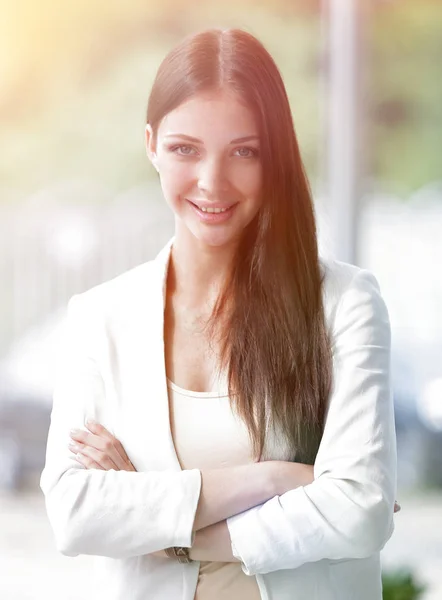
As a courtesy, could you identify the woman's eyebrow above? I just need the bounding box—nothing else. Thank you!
[164,133,259,144]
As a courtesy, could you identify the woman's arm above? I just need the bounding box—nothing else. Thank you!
[42,294,204,559]
[73,421,399,563]
[190,481,400,564]
[71,421,316,560]
[194,462,277,531]
[190,461,316,562]
[225,269,398,575]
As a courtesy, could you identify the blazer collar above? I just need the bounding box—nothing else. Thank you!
[154,235,175,310]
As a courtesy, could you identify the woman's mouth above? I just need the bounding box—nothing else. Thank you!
[186,199,238,223]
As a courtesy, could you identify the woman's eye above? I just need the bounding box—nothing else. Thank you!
[235,147,258,158]
[172,145,197,156]
[169,144,258,158]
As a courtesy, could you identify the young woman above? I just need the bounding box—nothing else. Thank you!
[41,28,399,600]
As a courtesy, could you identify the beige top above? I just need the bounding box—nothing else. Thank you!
[167,376,262,600]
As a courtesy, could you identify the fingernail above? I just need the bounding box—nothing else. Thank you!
[70,428,80,436]
[68,442,79,451]
[86,419,96,427]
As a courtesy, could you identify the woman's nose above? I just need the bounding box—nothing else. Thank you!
[197,158,229,197]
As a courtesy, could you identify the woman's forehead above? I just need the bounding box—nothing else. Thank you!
[158,90,259,141]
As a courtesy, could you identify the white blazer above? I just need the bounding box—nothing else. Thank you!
[40,236,397,600]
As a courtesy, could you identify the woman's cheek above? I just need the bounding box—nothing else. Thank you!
[163,160,194,191]
[160,169,195,213]
[159,160,184,187]
[232,163,262,198]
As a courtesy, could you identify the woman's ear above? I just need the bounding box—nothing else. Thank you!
[145,123,159,172]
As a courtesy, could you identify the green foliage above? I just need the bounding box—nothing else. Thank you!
[382,568,427,600]
[371,0,442,192]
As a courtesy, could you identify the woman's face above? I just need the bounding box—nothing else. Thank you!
[145,89,263,249]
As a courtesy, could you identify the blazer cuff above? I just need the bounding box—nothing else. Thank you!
[227,502,269,576]
[177,468,202,548]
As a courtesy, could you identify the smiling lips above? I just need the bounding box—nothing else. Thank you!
[187,199,237,213]
[186,199,238,222]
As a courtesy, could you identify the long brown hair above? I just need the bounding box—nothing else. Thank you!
[147,28,333,464]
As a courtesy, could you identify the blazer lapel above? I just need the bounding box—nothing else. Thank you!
[114,236,182,473]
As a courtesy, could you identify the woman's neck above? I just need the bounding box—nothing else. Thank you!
[168,235,236,311]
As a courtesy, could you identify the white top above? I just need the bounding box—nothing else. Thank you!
[167,376,255,471]
[167,377,262,599]
[40,236,397,600]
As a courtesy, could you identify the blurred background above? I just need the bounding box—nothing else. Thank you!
[0,0,441,598]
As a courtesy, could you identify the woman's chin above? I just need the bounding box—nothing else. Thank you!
[186,225,242,249]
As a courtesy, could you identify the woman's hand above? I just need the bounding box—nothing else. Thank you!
[270,461,401,513]
[69,420,136,471]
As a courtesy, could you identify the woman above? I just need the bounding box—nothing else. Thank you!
[41,28,399,600]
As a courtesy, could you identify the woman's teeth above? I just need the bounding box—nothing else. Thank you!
[198,205,230,213]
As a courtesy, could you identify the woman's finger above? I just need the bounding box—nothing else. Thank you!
[74,443,119,471]
[69,439,119,471]
[85,420,114,441]
[73,452,104,470]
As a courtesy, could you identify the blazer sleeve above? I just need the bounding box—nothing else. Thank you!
[226,269,397,575]
[40,294,202,559]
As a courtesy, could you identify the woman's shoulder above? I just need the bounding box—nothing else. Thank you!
[320,255,361,298]
[319,256,386,326]
[73,237,173,314]
[67,258,159,318]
